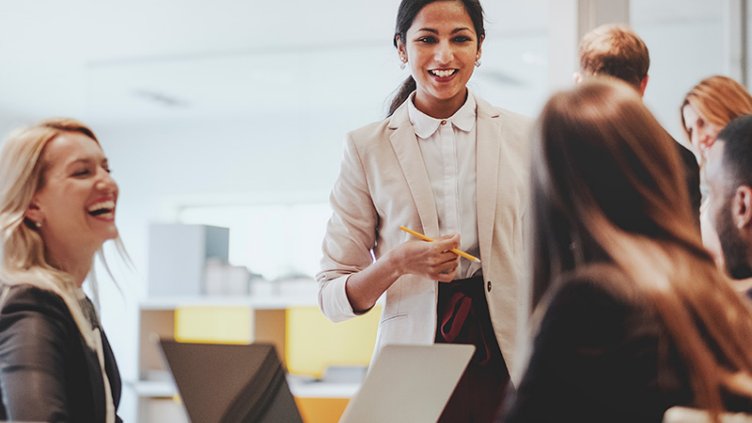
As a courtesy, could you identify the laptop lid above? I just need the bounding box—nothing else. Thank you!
[158,339,303,423]
[339,343,474,423]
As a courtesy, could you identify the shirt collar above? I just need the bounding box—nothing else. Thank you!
[407,91,477,139]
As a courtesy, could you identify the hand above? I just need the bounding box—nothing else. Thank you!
[393,234,461,282]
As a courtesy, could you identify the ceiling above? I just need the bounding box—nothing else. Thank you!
[0,0,720,125]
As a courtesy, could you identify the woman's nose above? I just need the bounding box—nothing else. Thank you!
[435,42,453,63]
[96,171,118,193]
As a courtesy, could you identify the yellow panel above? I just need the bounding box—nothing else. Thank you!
[294,397,349,423]
[174,306,253,344]
[285,306,381,377]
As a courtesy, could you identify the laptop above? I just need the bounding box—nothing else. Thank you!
[158,340,303,423]
[340,343,474,423]
[158,340,473,423]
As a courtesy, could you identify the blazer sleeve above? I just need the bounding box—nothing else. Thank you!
[502,271,668,423]
[0,288,74,422]
[316,133,380,322]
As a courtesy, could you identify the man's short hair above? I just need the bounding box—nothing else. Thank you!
[579,24,650,89]
[716,115,752,187]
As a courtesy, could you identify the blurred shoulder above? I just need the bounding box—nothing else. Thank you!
[0,284,71,320]
[550,264,642,310]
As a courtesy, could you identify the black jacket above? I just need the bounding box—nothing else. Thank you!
[0,284,121,422]
[503,265,752,423]
[675,140,702,229]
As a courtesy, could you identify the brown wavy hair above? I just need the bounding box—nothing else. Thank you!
[531,78,752,419]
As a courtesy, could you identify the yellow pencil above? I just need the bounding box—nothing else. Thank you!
[399,226,481,263]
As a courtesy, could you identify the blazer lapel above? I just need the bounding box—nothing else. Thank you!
[388,104,440,237]
[475,98,501,260]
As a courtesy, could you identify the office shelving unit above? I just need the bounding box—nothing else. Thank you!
[132,291,361,422]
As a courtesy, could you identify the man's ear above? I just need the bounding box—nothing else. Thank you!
[732,185,752,229]
[638,75,649,97]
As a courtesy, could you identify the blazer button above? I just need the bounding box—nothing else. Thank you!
[487,281,492,292]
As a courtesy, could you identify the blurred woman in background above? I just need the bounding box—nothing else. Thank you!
[681,75,752,271]
[681,75,752,165]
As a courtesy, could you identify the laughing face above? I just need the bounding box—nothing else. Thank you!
[27,132,119,258]
[397,0,482,119]
[682,103,720,163]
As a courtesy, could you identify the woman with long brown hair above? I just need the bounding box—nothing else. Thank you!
[503,78,752,422]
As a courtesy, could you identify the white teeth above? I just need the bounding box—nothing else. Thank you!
[88,200,115,212]
[430,69,455,78]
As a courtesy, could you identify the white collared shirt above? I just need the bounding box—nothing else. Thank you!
[407,91,481,278]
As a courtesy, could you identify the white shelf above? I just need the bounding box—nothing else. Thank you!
[139,295,317,310]
[129,380,177,397]
[130,377,359,399]
[288,379,360,398]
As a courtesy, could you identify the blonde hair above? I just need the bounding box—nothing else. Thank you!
[681,75,752,142]
[579,24,649,89]
[0,118,107,349]
[532,78,752,420]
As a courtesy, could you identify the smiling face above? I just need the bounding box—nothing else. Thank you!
[682,103,721,162]
[26,132,119,260]
[397,0,482,118]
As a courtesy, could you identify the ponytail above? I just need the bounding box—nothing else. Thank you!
[387,76,417,117]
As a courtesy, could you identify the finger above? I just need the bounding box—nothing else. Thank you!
[435,272,455,283]
[435,251,459,264]
[435,234,460,251]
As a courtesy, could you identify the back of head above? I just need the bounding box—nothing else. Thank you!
[0,118,98,281]
[532,78,752,415]
[715,114,752,189]
[533,77,691,279]
[579,24,649,90]
[682,75,752,132]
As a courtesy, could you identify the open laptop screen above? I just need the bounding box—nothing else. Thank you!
[158,340,303,423]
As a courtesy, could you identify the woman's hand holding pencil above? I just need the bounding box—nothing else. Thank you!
[399,226,481,263]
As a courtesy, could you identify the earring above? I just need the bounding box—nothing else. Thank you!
[475,60,481,68]
[34,221,42,228]
[399,56,407,70]
[400,61,406,70]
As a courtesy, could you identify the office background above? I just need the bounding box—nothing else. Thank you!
[0,0,744,421]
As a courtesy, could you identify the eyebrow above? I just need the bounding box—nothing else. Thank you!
[415,27,473,34]
[66,157,108,168]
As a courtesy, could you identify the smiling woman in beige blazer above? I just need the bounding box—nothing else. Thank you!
[317,0,531,420]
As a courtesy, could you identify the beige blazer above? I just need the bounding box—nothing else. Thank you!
[317,95,532,378]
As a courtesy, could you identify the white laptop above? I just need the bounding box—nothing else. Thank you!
[340,343,475,423]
